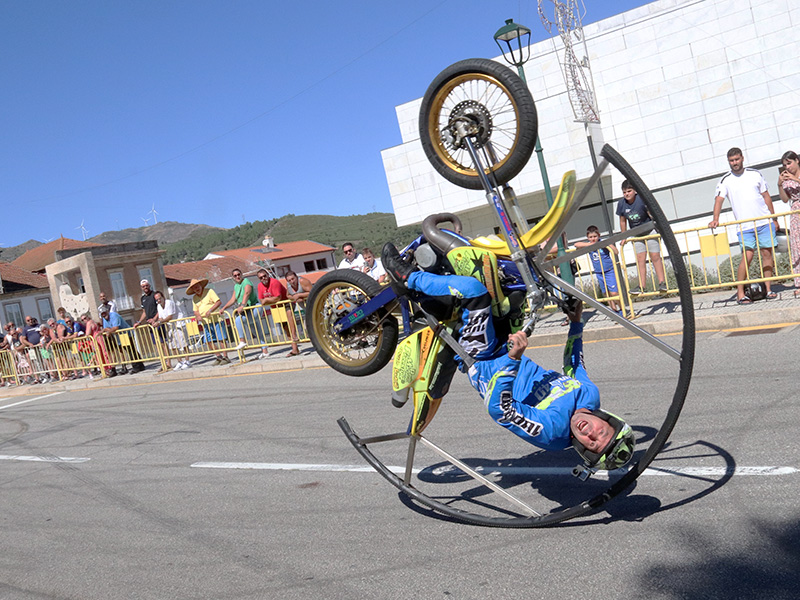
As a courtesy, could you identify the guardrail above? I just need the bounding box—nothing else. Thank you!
[0,301,309,386]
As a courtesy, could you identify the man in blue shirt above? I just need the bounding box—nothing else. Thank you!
[100,308,145,375]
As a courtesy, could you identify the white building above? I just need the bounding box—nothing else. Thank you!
[382,0,798,241]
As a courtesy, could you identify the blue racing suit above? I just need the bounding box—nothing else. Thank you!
[466,321,600,450]
[407,271,500,360]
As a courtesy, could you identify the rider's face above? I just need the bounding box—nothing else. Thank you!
[570,410,614,454]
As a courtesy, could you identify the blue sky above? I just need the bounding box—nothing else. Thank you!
[1,0,650,249]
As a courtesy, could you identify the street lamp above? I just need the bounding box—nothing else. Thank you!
[494,18,573,284]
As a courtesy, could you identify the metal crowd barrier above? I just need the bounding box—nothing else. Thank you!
[230,301,309,353]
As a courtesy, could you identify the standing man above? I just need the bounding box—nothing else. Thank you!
[135,279,158,327]
[98,291,116,316]
[709,147,779,304]
[100,307,145,374]
[616,180,667,295]
[220,268,259,349]
[257,269,300,358]
[361,247,387,283]
[337,242,365,270]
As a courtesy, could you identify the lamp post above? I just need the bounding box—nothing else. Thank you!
[494,19,572,284]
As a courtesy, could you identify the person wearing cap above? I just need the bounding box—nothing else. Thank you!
[186,278,231,366]
[100,307,145,375]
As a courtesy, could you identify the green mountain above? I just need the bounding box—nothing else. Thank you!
[162,213,421,264]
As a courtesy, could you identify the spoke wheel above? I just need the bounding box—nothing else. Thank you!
[306,269,398,377]
[419,58,538,190]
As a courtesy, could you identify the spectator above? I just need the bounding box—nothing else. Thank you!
[257,269,300,358]
[361,247,387,283]
[285,270,312,311]
[617,179,667,295]
[186,278,231,366]
[20,316,46,382]
[152,290,191,372]
[778,150,800,298]
[338,242,365,270]
[4,323,32,384]
[80,313,106,378]
[98,291,117,316]
[709,147,779,304]
[56,307,69,328]
[573,225,622,314]
[220,268,259,351]
[38,323,60,382]
[100,307,145,375]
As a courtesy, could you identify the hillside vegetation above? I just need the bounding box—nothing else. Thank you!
[89,221,225,246]
[162,213,421,264]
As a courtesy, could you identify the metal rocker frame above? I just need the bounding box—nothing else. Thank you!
[338,139,695,527]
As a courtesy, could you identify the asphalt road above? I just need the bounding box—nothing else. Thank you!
[1,324,798,600]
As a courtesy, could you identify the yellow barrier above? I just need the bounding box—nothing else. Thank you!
[230,301,309,355]
[1,349,20,386]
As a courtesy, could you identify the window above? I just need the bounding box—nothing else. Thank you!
[108,271,132,309]
[137,265,154,286]
[77,275,86,293]
[316,258,328,270]
[276,265,289,277]
[303,260,315,272]
[36,297,54,321]
[3,302,23,329]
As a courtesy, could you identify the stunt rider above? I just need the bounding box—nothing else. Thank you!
[382,243,635,472]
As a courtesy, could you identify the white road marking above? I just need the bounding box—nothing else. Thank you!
[0,454,90,463]
[0,392,64,411]
[190,462,798,477]
[191,461,421,475]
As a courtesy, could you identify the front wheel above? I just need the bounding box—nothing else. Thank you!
[306,269,399,377]
[419,58,538,190]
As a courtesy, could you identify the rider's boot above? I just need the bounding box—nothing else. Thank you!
[382,242,415,292]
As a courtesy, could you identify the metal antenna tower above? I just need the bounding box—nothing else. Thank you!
[538,0,613,233]
[538,0,599,124]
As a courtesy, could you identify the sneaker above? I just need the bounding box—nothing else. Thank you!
[173,363,183,372]
[212,357,222,366]
[382,242,415,284]
[181,360,192,369]
[179,362,190,370]
[629,287,642,296]
[256,352,269,360]
[219,356,231,365]
[658,282,668,293]
[235,341,247,350]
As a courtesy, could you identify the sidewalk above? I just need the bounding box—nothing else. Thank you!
[3,284,798,398]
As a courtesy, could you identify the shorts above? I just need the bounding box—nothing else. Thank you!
[633,235,660,255]
[596,271,618,296]
[738,222,776,250]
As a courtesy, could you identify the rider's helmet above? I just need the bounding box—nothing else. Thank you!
[571,409,636,471]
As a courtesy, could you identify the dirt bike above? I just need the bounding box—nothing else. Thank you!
[305,58,696,527]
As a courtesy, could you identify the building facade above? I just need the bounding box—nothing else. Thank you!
[381,0,797,240]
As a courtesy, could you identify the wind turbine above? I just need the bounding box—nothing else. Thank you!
[141,216,151,227]
[149,203,159,224]
[75,220,89,241]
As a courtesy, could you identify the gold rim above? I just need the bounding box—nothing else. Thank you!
[310,281,385,368]
[426,72,521,178]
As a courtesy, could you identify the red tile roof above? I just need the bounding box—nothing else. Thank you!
[210,240,335,263]
[163,257,253,285]
[0,261,49,289]
[11,237,102,273]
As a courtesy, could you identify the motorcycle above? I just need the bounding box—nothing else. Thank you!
[304,58,696,527]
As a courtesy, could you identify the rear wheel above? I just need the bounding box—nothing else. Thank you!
[306,269,399,377]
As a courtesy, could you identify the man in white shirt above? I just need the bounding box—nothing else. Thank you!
[361,247,387,283]
[337,242,365,270]
[152,290,191,371]
[709,147,779,304]
[97,291,117,316]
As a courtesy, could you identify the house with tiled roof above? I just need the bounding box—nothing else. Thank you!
[204,237,335,279]
[0,261,53,328]
[168,237,335,314]
[12,236,102,274]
